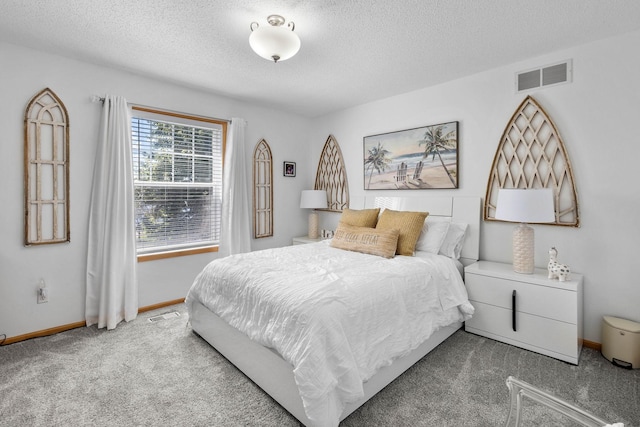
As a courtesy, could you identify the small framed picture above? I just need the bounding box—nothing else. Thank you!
[283,161,296,177]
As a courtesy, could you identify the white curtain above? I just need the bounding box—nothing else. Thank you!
[219,117,251,257]
[85,95,138,330]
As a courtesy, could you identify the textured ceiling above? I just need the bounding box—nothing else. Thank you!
[2,0,640,117]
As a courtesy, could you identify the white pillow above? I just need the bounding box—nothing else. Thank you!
[439,223,468,259]
[415,221,450,254]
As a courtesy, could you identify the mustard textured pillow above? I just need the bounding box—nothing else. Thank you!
[330,223,399,258]
[338,208,380,228]
[376,209,429,256]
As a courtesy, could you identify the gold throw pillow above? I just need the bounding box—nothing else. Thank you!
[376,209,429,256]
[338,208,381,228]
[330,223,399,258]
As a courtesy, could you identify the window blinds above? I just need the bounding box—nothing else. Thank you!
[131,117,223,252]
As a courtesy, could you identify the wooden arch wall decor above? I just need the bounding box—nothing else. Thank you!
[484,96,579,227]
[24,88,70,245]
[314,135,349,212]
[253,139,273,238]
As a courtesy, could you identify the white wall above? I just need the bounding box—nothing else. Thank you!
[3,29,639,344]
[0,42,311,339]
[309,30,640,343]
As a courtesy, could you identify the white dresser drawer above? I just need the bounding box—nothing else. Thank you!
[466,273,577,324]
[466,301,579,360]
[464,261,583,364]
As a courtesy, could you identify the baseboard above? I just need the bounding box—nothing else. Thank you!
[1,298,185,346]
[2,320,88,345]
[583,339,601,352]
[138,298,185,313]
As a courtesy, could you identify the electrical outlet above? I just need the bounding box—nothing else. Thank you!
[37,279,48,304]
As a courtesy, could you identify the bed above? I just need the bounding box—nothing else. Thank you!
[186,196,480,427]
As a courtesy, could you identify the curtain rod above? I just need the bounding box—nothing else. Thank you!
[90,95,231,124]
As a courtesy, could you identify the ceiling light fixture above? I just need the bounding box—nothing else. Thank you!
[249,15,300,63]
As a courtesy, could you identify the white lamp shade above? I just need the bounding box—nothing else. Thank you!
[249,25,300,62]
[300,190,327,209]
[495,188,555,223]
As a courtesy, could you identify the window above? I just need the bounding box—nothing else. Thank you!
[131,107,226,259]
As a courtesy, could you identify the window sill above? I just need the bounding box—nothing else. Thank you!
[137,245,218,262]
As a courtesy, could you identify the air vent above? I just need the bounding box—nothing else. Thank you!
[516,59,572,93]
[148,311,181,322]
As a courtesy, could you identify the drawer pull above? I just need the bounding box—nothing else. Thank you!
[512,290,517,331]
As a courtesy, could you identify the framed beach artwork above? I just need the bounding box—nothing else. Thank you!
[363,121,458,190]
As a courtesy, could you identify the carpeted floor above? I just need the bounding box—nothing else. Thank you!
[1,304,638,426]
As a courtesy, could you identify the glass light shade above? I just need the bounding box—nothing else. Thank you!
[300,190,327,209]
[495,188,555,223]
[249,25,300,62]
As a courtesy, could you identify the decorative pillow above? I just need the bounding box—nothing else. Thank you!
[415,220,451,254]
[330,223,399,258]
[439,223,468,259]
[339,208,381,228]
[375,209,429,256]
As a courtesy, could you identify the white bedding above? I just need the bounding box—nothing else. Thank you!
[185,241,474,427]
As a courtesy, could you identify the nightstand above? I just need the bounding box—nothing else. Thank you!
[464,260,583,364]
[292,236,324,245]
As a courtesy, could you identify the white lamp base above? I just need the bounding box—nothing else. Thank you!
[513,223,534,274]
[308,211,319,239]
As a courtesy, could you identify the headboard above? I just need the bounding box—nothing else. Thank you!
[349,196,481,266]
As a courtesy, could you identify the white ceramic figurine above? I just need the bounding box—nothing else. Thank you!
[548,247,570,282]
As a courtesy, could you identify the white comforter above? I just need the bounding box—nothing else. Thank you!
[185,241,474,427]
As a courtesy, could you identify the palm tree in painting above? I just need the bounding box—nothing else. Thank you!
[364,142,391,189]
[418,125,457,187]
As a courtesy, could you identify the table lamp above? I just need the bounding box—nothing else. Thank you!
[495,188,555,274]
[300,190,327,239]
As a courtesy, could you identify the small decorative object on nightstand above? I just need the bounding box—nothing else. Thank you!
[464,260,583,364]
[321,229,334,239]
[547,247,570,282]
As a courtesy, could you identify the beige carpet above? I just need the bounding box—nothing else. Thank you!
[1,304,638,426]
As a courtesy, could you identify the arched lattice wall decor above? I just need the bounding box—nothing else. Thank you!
[484,96,579,227]
[253,139,273,238]
[24,88,70,245]
[314,135,349,212]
